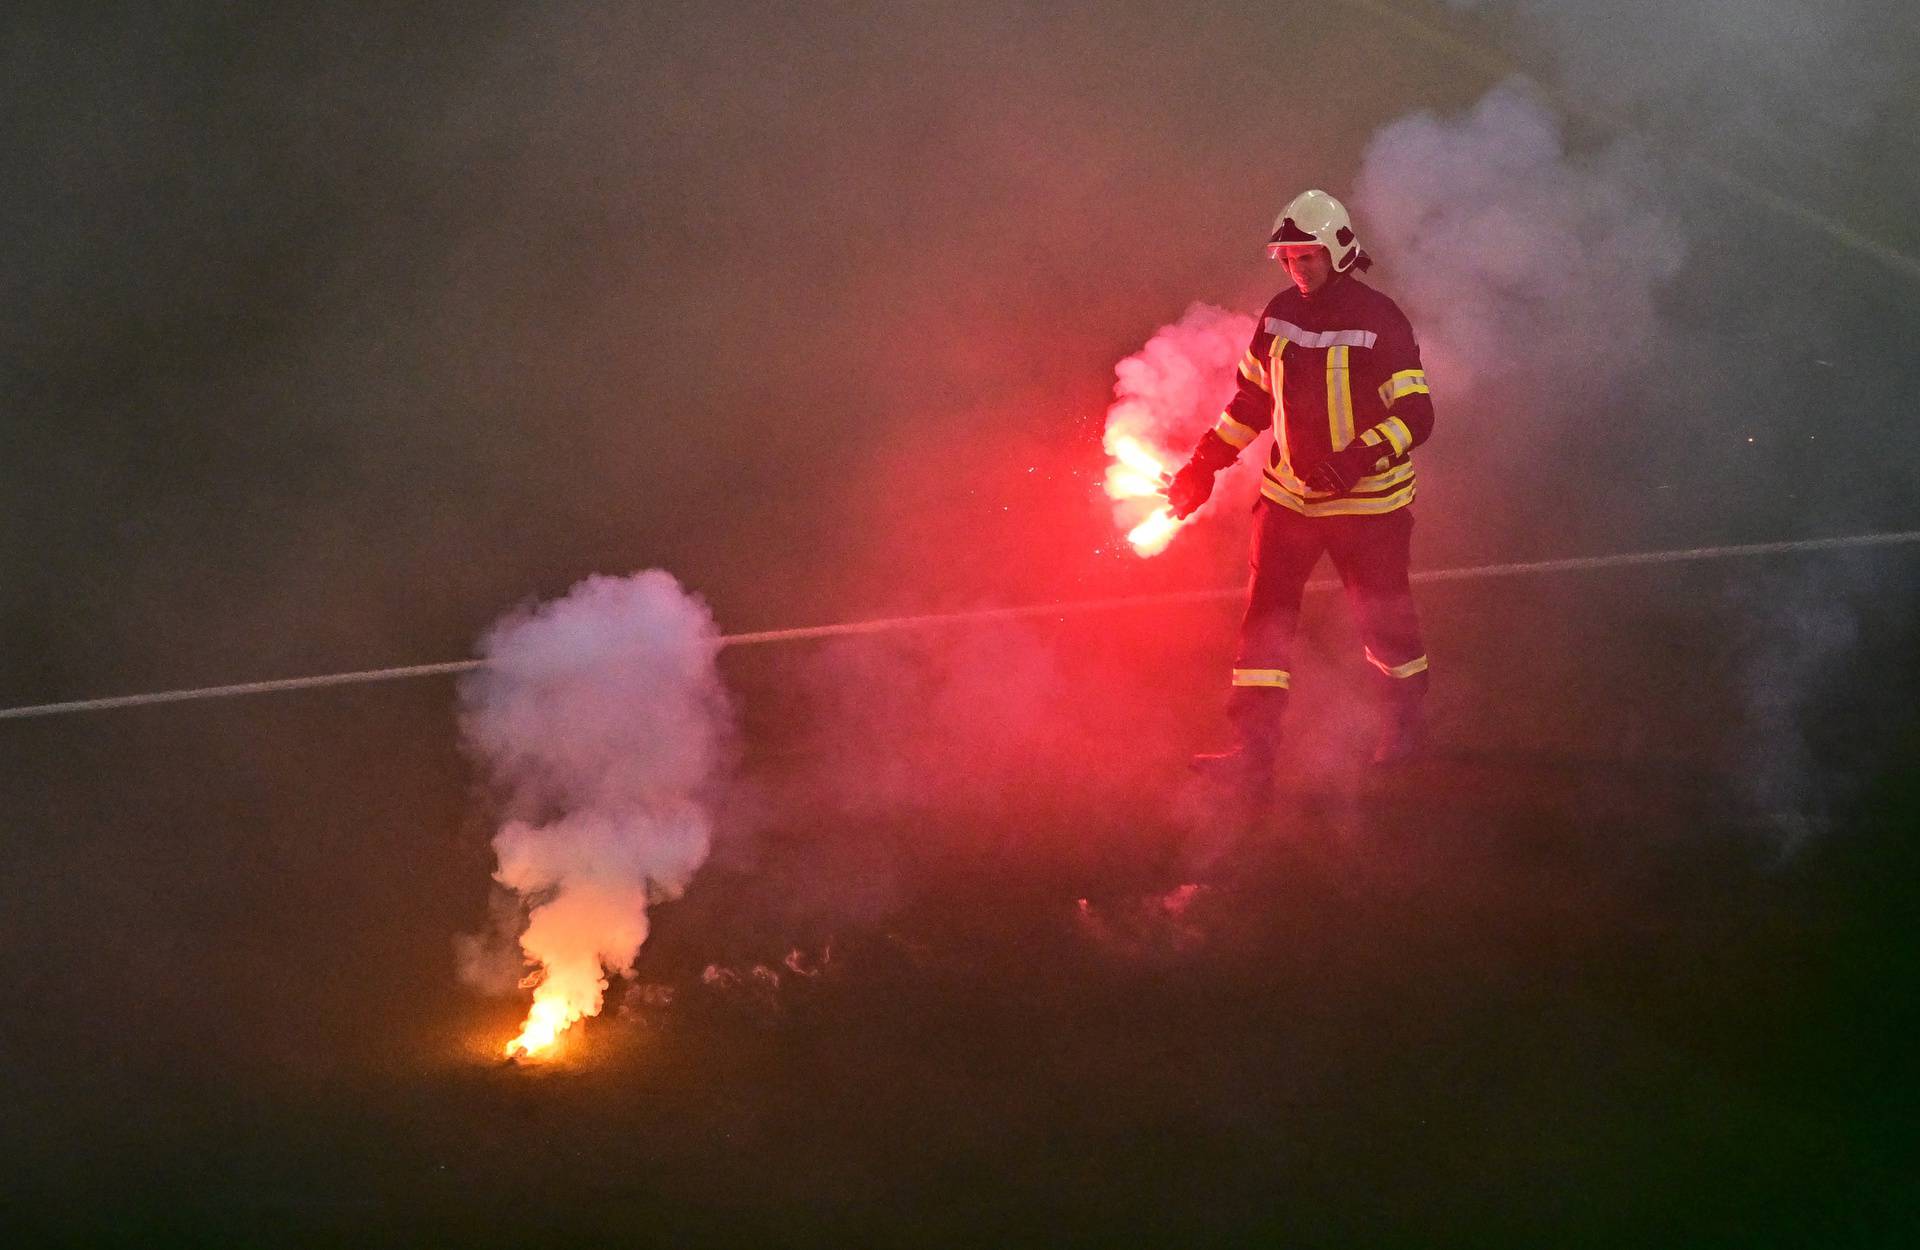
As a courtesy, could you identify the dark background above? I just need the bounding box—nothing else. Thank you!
[3,2,1917,1244]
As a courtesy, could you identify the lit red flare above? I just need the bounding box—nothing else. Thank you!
[1104,432,1170,500]
[1103,431,1191,557]
[1126,507,1183,557]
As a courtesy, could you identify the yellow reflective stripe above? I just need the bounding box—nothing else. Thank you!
[1265,459,1312,496]
[1377,369,1430,406]
[1358,428,1391,473]
[1284,458,1415,502]
[1263,457,1413,500]
[1231,668,1291,689]
[1213,413,1258,449]
[1365,649,1430,679]
[1349,460,1415,494]
[1238,349,1270,390]
[1326,344,1354,450]
[1268,337,1290,479]
[1356,423,1410,464]
[1261,478,1416,516]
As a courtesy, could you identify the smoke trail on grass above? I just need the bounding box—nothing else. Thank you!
[456,570,733,1057]
[1725,558,1877,853]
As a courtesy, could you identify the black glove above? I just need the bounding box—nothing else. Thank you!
[1303,441,1387,494]
[1165,460,1218,519]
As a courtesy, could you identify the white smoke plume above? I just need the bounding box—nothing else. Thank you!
[457,570,733,1058]
[1444,0,1903,154]
[1354,81,1686,402]
[1101,302,1258,534]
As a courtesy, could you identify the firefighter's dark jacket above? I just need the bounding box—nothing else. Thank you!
[1193,272,1434,516]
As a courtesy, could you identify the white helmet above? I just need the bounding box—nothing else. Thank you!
[1267,189,1366,272]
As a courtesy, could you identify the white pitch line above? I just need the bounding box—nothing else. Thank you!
[0,658,488,720]
[1,530,1915,722]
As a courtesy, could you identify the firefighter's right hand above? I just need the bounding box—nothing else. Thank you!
[1165,461,1217,519]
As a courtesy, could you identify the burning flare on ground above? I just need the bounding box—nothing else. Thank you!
[507,993,574,1060]
[458,571,733,1063]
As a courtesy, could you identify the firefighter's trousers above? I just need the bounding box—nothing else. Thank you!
[1227,502,1429,736]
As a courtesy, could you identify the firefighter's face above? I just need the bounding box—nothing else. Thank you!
[1275,244,1333,294]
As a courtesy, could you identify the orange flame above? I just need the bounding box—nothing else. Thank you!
[501,954,611,1061]
[504,996,574,1061]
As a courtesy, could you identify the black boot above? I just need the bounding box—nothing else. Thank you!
[1191,687,1286,801]
[1369,704,1426,766]
[1189,741,1278,789]
[1370,671,1428,767]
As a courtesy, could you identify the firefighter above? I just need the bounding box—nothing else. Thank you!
[1166,189,1434,790]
